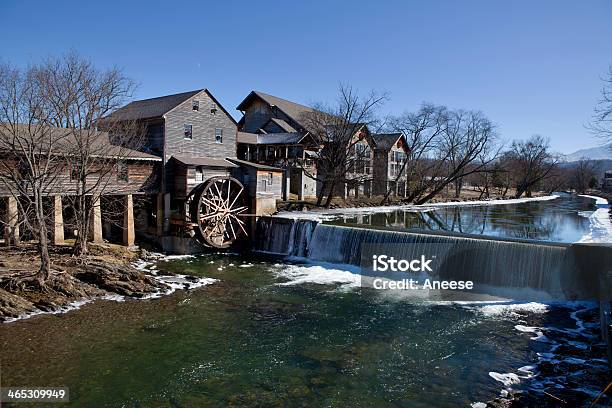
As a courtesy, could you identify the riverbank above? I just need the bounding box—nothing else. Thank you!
[0,244,174,322]
[277,193,561,222]
[278,188,549,212]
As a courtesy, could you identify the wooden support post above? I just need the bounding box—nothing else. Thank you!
[51,195,64,245]
[163,193,171,234]
[297,170,305,201]
[282,169,290,201]
[123,194,135,246]
[156,193,164,237]
[90,197,103,243]
[4,196,19,246]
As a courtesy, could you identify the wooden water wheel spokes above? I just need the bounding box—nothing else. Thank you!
[191,176,248,248]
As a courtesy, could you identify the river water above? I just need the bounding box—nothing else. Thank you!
[323,194,597,243]
[0,195,610,407]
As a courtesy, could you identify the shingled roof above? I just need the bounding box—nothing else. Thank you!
[108,90,203,121]
[107,89,237,124]
[0,124,161,161]
[372,133,404,151]
[237,91,315,129]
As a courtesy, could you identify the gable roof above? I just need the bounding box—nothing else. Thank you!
[372,133,404,151]
[107,89,237,125]
[109,90,203,121]
[237,91,315,130]
[267,118,297,133]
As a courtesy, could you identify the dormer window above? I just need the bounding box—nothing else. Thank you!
[184,124,192,139]
[192,100,199,111]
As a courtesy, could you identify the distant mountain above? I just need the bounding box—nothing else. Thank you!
[564,143,612,162]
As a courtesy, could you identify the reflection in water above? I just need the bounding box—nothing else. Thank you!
[328,195,595,242]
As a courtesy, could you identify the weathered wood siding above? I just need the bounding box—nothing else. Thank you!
[163,90,237,163]
[239,98,304,134]
[143,119,165,156]
[232,167,282,200]
[0,155,159,197]
[185,166,231,198]
[372,149,390,195]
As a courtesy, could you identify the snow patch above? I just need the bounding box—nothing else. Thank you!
[576,195,612,243]
[277,195,560,221]
[428,194,559,207]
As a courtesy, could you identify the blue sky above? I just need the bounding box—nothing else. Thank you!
[1,0,611,154]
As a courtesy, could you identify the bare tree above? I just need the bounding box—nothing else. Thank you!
[569,158,599,193]
[503,135,558,198]
[589,66,612,141]
[33,52,141,256]
[384,104,448,204]
[0,63,67,286]
[300,85,387,207]
[387,105,498,204]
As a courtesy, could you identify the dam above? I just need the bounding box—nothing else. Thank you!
[255,195,612,367]
[255,217,611,301]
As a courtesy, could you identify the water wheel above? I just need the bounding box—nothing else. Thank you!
[187,176,248,248]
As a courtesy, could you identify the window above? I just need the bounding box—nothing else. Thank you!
[215,128,223,143]
[192,100,199,111]
[70,165,79,181]
[268,172,273,184]
[195,166,203,182]
[184,124,192,139]
[117,161,128,182]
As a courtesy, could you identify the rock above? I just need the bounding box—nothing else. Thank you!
[74,261,162,297]
[0,288,36,320]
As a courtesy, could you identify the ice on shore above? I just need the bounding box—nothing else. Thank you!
[577,195,612,243]
[277,194,560,222]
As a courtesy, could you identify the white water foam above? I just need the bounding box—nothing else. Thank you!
[272,263,362,290]
[471,302,549,318]
[489,372,522,387]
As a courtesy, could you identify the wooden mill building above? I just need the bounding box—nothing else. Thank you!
[0,126,161,247]
[1,89,283,252]
[106,89,282,250]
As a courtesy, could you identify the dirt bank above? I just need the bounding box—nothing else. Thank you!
[0,243,165,322]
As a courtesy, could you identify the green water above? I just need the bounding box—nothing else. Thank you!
[0,254,590,407]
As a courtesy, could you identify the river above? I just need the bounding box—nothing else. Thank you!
[0,194,610,407]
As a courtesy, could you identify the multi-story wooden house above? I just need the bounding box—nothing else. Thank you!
[235,91,320,199]
[371,133,410,197]
[236,91,377,200]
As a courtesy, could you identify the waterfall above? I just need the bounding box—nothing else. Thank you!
[255,217,318,256]
[255,217,605,300]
